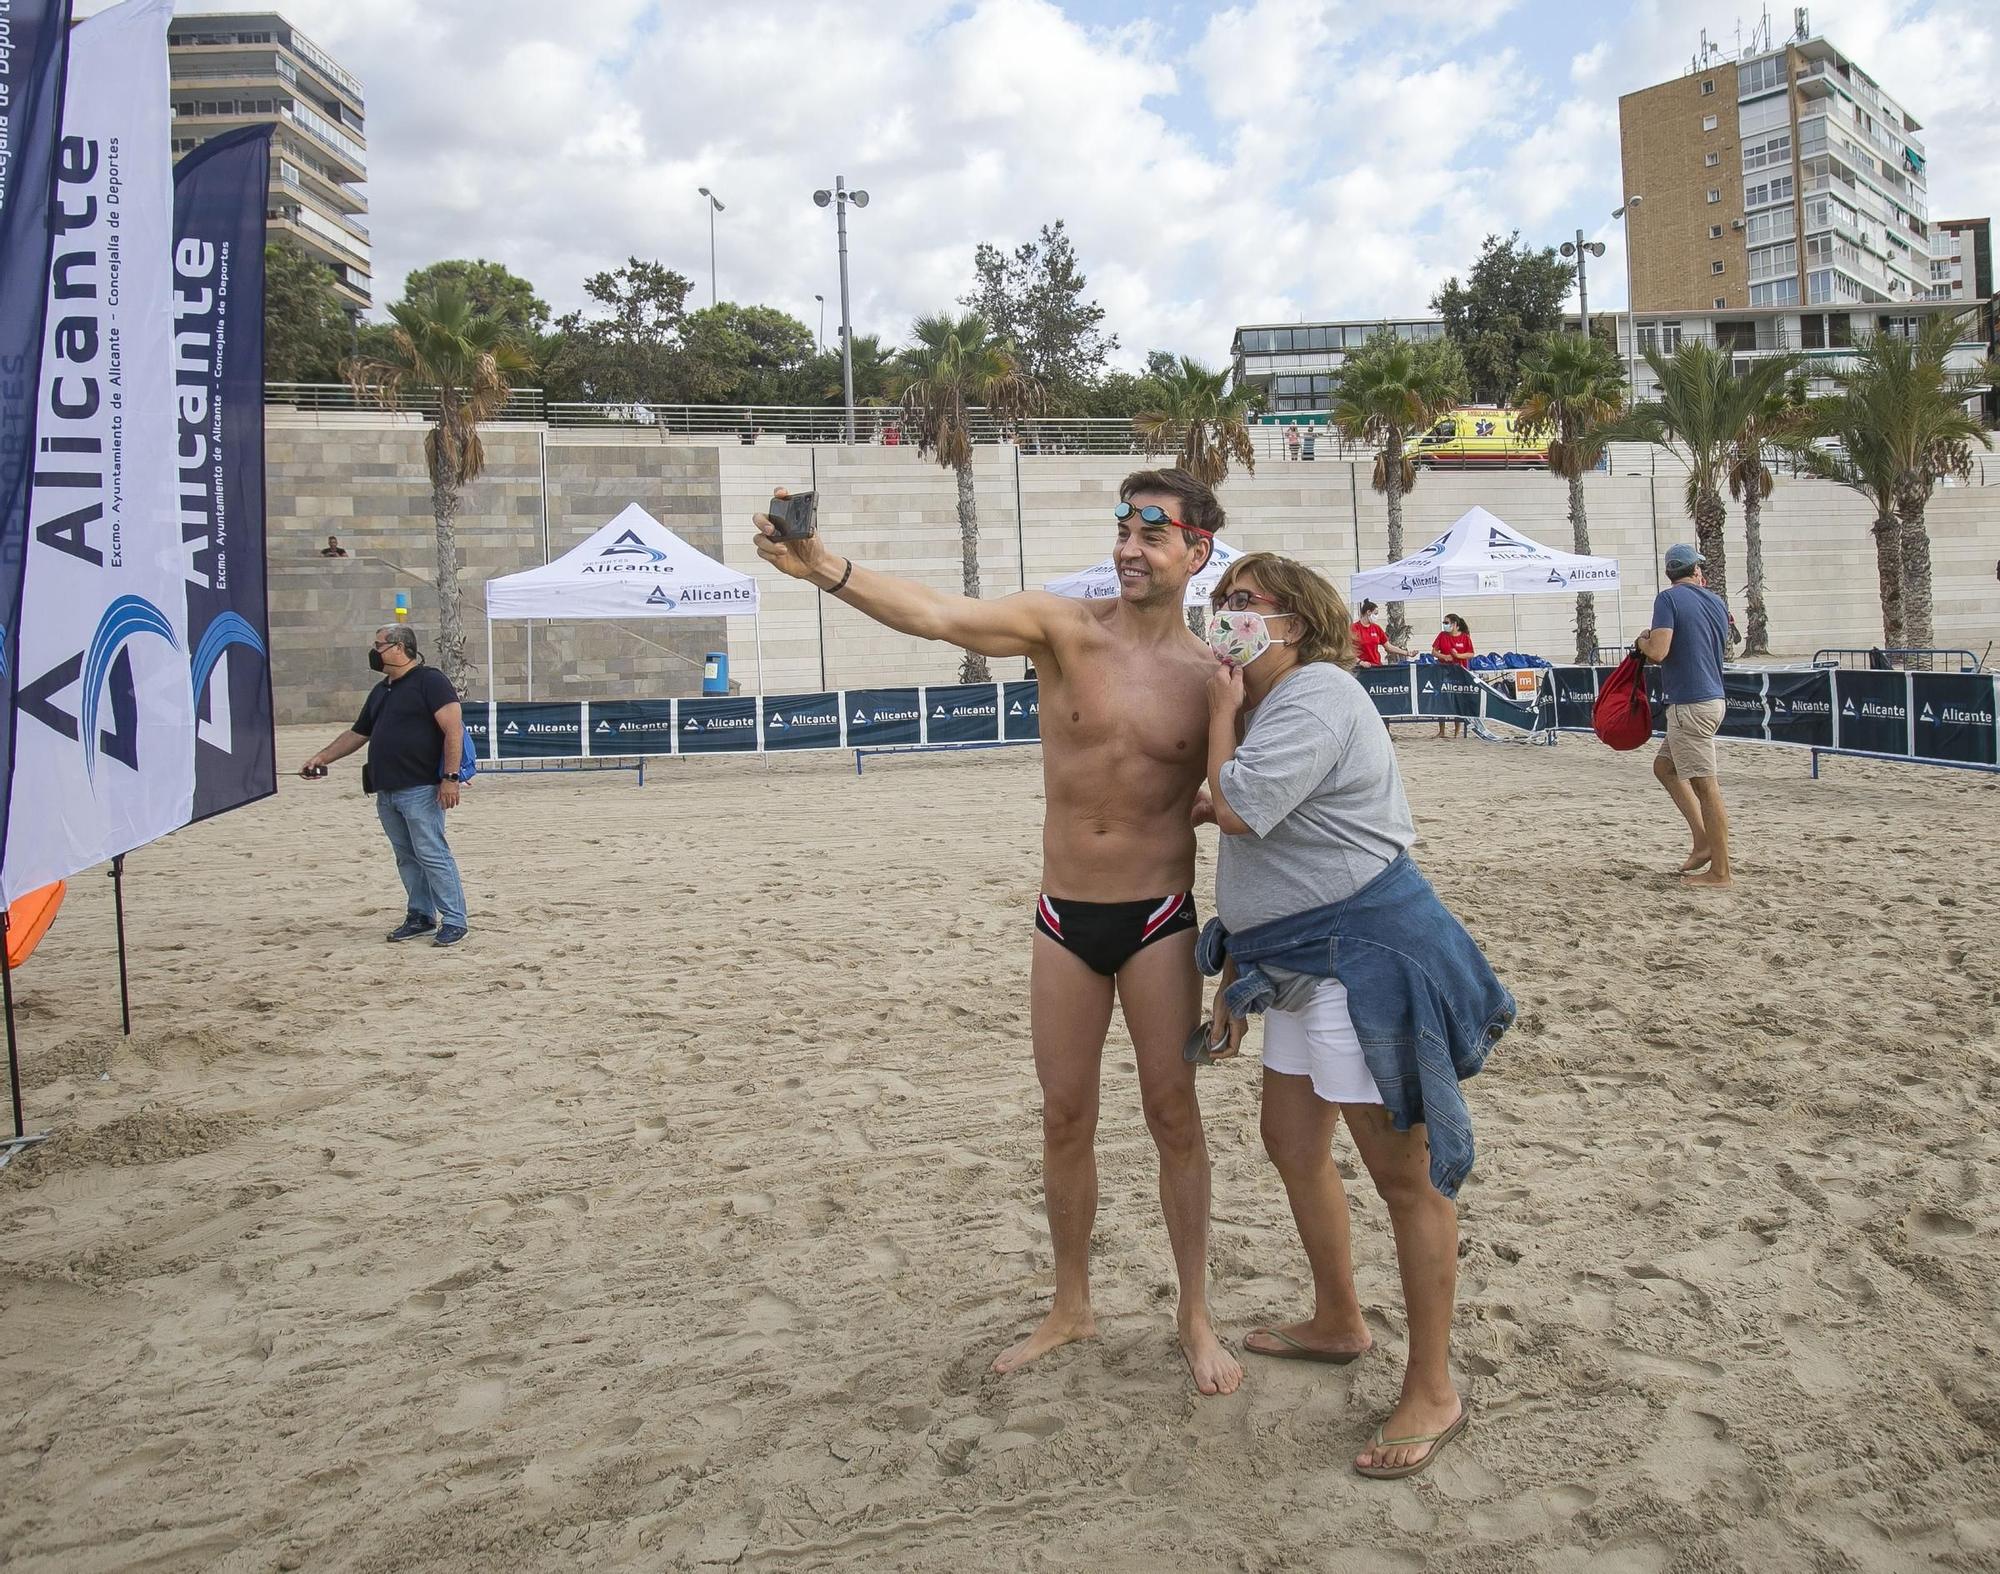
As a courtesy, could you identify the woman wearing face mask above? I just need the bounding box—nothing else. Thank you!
[1349,600,1411,667]
[1197,553,1512,1481]
[1431,613,1474,739]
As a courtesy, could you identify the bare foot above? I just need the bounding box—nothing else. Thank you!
[1681,869,1733,887]
[1355,1391,1464,1474]
[1242,1317,1374,1361]
[1678,848,1712,873]
[1179,1313,1243,1397]
[992,1307,1097,1375]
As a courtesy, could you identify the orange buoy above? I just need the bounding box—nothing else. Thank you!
[5,882,64,969]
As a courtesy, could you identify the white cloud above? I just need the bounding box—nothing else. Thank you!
[78,0,2000,365]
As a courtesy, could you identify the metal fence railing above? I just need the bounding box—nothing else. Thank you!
[1810,646,1987,673]
[267,382,547,421]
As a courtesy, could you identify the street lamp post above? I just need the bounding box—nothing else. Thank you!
[813,176,870,444]
[697,186,724,308]
[815,293,825,353]
[1612,195,1643,392]
[1560,229,1607,335]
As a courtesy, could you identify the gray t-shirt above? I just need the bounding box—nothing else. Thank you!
[1216,662,1416,933]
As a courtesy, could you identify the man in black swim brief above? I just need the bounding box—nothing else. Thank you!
[1036,892,1198,977]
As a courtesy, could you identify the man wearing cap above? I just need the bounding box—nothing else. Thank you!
[1636,545,1733,886]
[752,467,1243,1399]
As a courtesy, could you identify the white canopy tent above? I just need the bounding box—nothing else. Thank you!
[481,503,763,747]
[1349,506,1622,653]
[1044,537,1242,606]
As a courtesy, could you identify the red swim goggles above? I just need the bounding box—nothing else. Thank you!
[1113,501,1213,538]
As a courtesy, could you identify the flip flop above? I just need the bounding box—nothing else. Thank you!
[1353,1408,1470,1480]
[1242,1327,1368,1365]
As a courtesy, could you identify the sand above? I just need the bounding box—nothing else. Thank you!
[2,723,1997,1573]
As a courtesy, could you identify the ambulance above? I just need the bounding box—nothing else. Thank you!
[1410,407,1548,468]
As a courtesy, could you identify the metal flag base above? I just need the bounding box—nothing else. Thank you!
[0,1132,50,1172]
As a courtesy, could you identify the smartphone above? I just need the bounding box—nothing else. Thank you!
[766,491,818,541]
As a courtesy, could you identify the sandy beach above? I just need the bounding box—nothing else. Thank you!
[2,723,1996,1572]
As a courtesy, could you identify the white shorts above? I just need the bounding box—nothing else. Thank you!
[1259,978,1384,1106]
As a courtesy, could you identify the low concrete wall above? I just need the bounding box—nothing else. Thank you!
[266,413,2000,721]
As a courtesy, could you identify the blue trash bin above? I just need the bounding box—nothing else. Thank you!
[702,651,729,695]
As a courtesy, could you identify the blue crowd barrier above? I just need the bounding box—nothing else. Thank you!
[464,666,1997,777]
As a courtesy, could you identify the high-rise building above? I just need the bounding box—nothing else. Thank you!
[1930,218,1992,306]
[1619,29,1933,316]
[167,12,370,316]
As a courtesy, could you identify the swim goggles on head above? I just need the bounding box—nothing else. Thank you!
[1113,501,1214,537]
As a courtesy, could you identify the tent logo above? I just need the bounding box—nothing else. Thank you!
[1546,570,1568,587]
[645,586,675,606]
[601,529,668,563]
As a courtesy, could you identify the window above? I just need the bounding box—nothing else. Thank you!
[1702,79,1716,95]
[1745,208,1795,246]
[1710,259,1725,275]
[1706,151,1721,167]
[1637,321,1684,354]
[1750,278,1800,306]
[1715,297,1728,309]
[1703,113,1720,131]
[1710,224,1724,239]
[1738,54,1786,97]
[1742,132,1793,173]
[1739,97,1788,137]
[1744,174,1794,209]
[1748,241,1797,282]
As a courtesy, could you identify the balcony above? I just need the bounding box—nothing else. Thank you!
[282,101,365,169]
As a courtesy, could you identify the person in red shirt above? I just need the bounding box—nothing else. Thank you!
[1431,614,1474,739]
[1350,600,1411,667]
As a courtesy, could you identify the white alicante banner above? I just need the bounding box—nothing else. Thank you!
[2,0,191,903]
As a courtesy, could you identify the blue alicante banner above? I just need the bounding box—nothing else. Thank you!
[1766,670,1834,749]
[1832,670,1909,758]
[764,692,841,751]
[1002,681,1040,740]
[174,125,276,822]
[677,696,758,754]
[924,684,1001,744]
[589,700,675,756]
[1912,674,1996,767]
[846,688,921,748]
[0,0,73,885]
[496,702,584,758]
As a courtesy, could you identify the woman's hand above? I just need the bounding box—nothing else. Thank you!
[1207,976,1246,1059]
[1207,659,1245,719]
[1191,787,1216,827]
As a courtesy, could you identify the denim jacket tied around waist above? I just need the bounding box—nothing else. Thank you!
[1198,853,1514,1199]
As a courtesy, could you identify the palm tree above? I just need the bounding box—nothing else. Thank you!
[349,288,529,694]
[1513,332,1626,662]
[1724,372,1807,655]
[1819,312,1993,650]
[1600,342,1800,612]
[898,312,1042,683]
[1330,332,1467,645]
[1789,407,1905,648]
[1132,356,1257,486]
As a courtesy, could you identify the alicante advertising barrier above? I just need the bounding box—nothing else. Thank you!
[1541,666,1999,770]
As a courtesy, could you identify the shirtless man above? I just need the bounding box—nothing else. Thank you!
[754,468,1242,1397]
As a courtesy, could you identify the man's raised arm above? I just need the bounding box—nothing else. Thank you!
[753,501,1074,660]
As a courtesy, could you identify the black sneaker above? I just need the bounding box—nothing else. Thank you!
[386,915,436,942]
[432,924,469,948]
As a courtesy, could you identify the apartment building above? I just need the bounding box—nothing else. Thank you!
[168,12,371,315]
[1619,31,1933,317]
[1930,218,1992,306]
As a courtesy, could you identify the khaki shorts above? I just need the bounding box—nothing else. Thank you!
[1659,699,1725,779]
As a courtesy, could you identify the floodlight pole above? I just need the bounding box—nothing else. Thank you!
[698,186,725,308]
[1614,196,1644,391]
[815,176,870,444]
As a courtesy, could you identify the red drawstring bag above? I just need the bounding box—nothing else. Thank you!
[1592,654,1654,751]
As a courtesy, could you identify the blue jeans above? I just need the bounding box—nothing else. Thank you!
[376,783,467,929]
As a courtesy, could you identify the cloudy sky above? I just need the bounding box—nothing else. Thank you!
[92,0,2000,369]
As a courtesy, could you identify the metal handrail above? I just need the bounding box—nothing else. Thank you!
[268,382,547,420]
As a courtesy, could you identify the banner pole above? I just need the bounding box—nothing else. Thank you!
[111,854,132,1036]
[485,612,498,764]
[3,912,21,1139]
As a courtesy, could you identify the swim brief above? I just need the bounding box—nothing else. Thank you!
[1034,892,1197,977]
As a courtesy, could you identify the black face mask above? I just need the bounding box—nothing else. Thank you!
[368,647,386,673]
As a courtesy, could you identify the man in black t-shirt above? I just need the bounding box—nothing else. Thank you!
[300,625,471,945]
